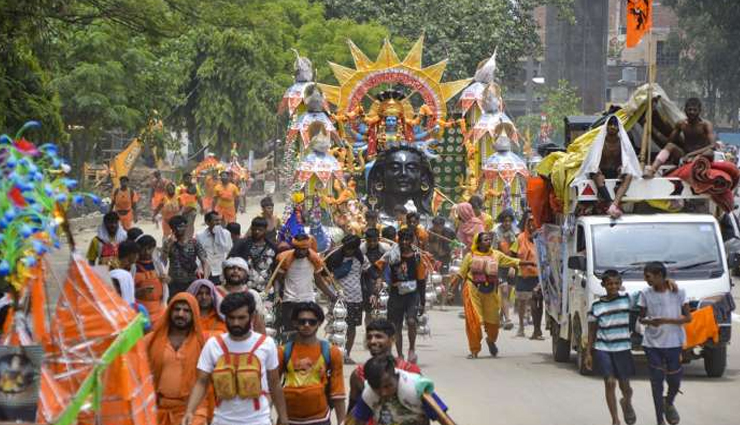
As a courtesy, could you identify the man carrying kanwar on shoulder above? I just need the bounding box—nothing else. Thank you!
[229,216,278,293]
[571,115,641,219]
[87,212,128,266]
[325,234,370,364]
[110,176,140,230]
[145,293,209,425]
[181,292,290,425]
[274,233,338,339]
[187,279,226,335]
[346,354,450,425]
[278,302,346,425]
[348,319,421,414]
[375,228,427,364]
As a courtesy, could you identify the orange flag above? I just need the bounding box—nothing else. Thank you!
[431,189,450,215]
[626,0,652,48]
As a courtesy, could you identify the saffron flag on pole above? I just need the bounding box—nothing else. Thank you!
[110,138,142,188]
[431,189,448,215]
[626,0,652,48]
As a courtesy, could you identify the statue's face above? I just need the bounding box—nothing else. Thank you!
[385,116,398,128]
[385,150,421,193]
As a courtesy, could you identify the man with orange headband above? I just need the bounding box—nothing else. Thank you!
[275,234,338,339]
[145,293,209,425]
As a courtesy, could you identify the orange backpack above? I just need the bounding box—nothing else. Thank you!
[211,334,267,409]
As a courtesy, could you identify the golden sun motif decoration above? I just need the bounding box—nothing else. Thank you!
[317,36,472,121]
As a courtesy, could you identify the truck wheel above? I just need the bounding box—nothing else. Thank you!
[703,345,727,378]
[551,322,571,363]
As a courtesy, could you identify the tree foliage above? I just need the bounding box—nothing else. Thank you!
[516,79,582,144]
[2,0,572,161]
[319,0,573,80]
[662,0,740,128]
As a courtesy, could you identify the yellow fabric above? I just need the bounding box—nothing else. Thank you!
[536,104,647,207]
[466,281,500,324]
[480,212,494,232]
[110,138,142,188]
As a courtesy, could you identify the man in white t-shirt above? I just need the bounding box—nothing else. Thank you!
[274,234,338,338]
[182,292,288,425]
[196,211,233,285]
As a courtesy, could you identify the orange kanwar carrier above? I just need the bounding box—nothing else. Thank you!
[45,255,156,425]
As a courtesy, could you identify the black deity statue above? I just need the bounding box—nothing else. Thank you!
[367,145,434,215]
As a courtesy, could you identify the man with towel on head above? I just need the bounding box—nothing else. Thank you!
[571,115,642,218]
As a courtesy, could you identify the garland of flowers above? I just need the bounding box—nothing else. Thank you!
[0,121,99,293]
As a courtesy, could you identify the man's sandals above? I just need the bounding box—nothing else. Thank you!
[620,398,637,425]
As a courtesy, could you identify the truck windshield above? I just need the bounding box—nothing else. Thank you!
[592,222,724,278]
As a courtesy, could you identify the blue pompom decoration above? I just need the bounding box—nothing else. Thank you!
[20,224,34,238]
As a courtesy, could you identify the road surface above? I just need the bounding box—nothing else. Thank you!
[46,197,740,425]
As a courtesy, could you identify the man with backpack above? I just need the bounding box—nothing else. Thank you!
[110,176,139,230]
[279,302,345,425]
[182,292,288,425]
[86,212,128,267]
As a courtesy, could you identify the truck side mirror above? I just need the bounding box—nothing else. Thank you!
[568,255,587,271]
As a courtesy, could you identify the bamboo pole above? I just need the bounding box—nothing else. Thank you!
[422,393,457,425]
[640,26,656,166]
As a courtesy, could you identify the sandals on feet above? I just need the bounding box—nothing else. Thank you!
[620,398,637,425]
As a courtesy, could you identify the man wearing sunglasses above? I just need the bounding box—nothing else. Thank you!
[278,302,345,425]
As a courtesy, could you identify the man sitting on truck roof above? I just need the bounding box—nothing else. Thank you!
[645,98,715,177]
[572,115,642,219]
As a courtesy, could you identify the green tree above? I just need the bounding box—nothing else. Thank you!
[663,0,740,129]
[52,22,181,171]
[319,0,574,80]
[168,0,403,156]
[516,79,582,144]
[0,0,64,141]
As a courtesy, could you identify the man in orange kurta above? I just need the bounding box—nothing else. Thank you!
[144,293,209,425]
[202,171,218,212]
[213,171,240,224]
[150,171,171,212]
[186,279,227,335]
[110,176,139,230]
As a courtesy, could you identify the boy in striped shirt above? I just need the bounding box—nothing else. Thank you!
[585,270,636,425]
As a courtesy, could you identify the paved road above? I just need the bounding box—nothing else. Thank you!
[46,197,740,425]
[371,304,740,425]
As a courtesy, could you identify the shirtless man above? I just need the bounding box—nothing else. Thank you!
[592,116,634,217]
[645,98,715,177]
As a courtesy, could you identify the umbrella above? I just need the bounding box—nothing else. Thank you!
[482,150,529,184]
[286,112,339,150]
[294,151,344,185]
[470,112,518,145]
[278,82,312,116]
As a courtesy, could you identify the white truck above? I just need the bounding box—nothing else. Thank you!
[536,177,736,377]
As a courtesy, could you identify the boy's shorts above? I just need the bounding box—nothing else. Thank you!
[594,349,635,380]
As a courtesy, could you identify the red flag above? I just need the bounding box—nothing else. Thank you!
[626,0,652,48]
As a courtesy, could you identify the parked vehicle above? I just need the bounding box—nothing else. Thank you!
[536,177,735,377]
